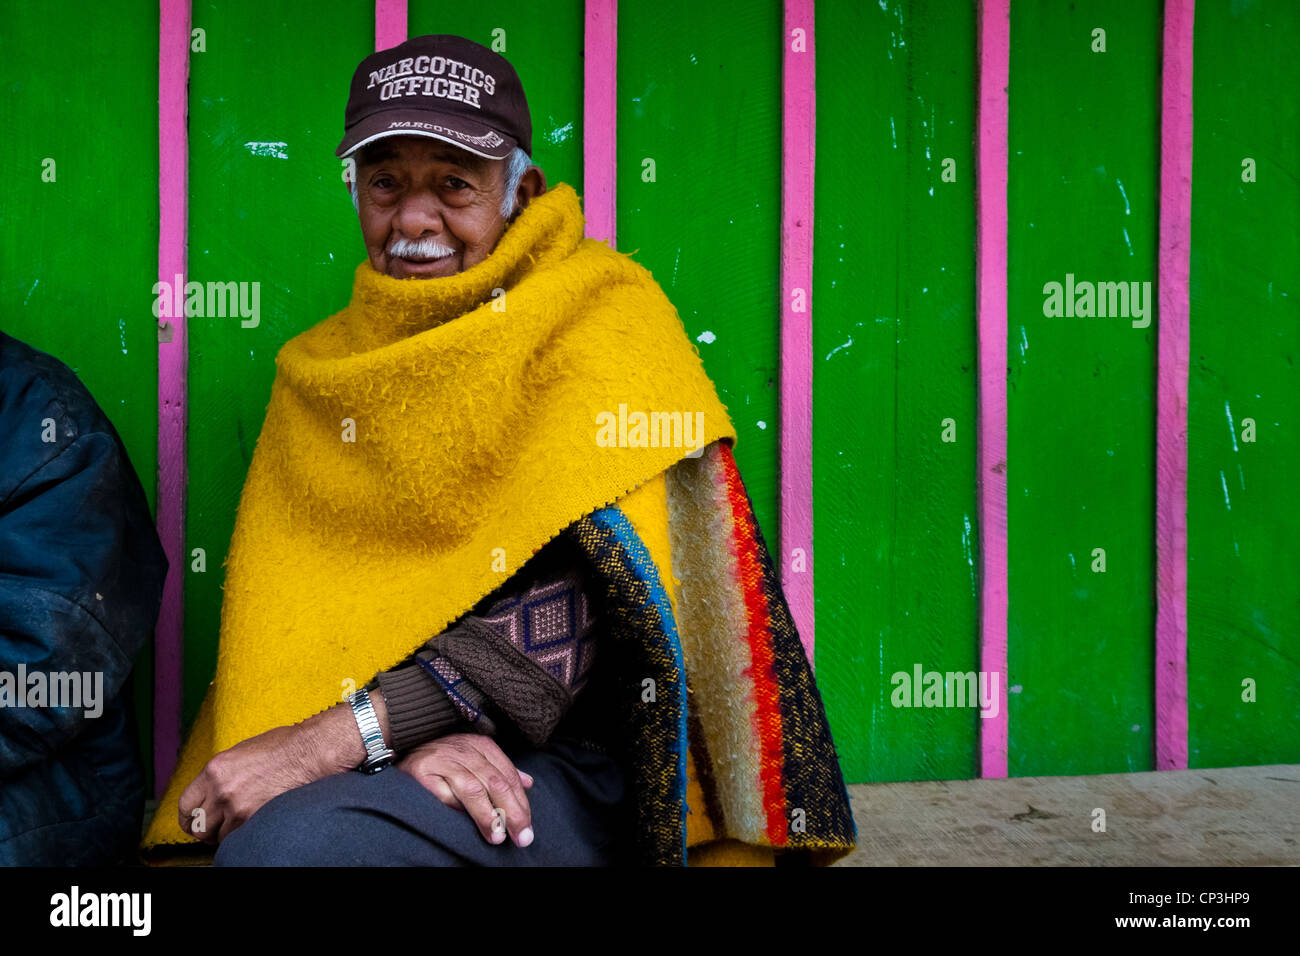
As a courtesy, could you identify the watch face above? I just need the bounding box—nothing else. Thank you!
[363,751,396,773]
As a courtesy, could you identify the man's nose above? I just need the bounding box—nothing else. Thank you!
[392,193,447,237]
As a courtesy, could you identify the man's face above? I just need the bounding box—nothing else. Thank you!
[353,136,516,280]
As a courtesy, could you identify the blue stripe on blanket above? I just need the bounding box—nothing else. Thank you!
[588,505,691,861]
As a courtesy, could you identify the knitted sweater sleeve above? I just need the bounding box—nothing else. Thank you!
[370,538,600,750]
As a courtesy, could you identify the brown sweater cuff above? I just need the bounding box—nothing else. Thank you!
[437,616,573,746]
[374,663,464,752]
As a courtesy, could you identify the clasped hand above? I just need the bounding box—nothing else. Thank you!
[179,719,534,848]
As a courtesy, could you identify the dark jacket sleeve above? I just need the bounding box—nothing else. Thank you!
[0,337,168,777]
[371,536,600,750]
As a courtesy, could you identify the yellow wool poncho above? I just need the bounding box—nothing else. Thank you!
[143,181,856,866]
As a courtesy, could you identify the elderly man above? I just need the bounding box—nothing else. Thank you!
[141,34,856,867]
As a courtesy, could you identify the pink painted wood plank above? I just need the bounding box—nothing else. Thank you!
[976,0,1010,779]
[375,0,406,51]
[780,0,816,667]
[1155,0,1195,772]
[582,0,617,245]
[154,0,192,797]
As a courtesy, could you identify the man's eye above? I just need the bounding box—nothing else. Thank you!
[372,177,395,189]
[446,177,469,190]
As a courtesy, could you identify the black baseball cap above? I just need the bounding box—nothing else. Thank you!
[336,34,532,160]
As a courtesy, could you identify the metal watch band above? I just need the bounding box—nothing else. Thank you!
[349,687,396,773]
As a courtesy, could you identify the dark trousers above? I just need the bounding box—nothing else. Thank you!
[213,738,626,866]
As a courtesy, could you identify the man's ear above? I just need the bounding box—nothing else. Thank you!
[510,166,548,219]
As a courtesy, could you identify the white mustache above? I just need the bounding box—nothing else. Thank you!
[390,236,456,260]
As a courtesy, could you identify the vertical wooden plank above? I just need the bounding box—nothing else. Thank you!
[1188,0,1300,768]
[583,0,617,245]
[780,0,815,664]
[0,12,160,484]
[976,0,1010,779]
[814,0,979,783]
[1007,0,1160,776]
[1155,0,1194,772]
[154,0,192,796]
[617,1,783,538]
[375,0,407,50]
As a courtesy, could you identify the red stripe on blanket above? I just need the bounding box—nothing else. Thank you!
[718,444,789,845]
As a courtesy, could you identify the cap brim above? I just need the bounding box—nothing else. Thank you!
[336,107,517,160]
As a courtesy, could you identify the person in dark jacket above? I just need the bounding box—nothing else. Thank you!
[0,329,169,866]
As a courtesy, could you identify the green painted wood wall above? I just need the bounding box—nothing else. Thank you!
[1006,1,1162,777]
[816,0,981,784]
[2,1,1296,793]
[1188,1,1298,768]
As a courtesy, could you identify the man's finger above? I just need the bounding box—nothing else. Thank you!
[178,776,205,834]
[459,746,532,848]
[462,738,534,846]
[442,764,507,845]
[191,804,222,844]
[398,760,468,812]
[464,736,532,804]
[424,773,465,811]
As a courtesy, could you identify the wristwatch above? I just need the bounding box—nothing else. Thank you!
[348,687,396,773]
